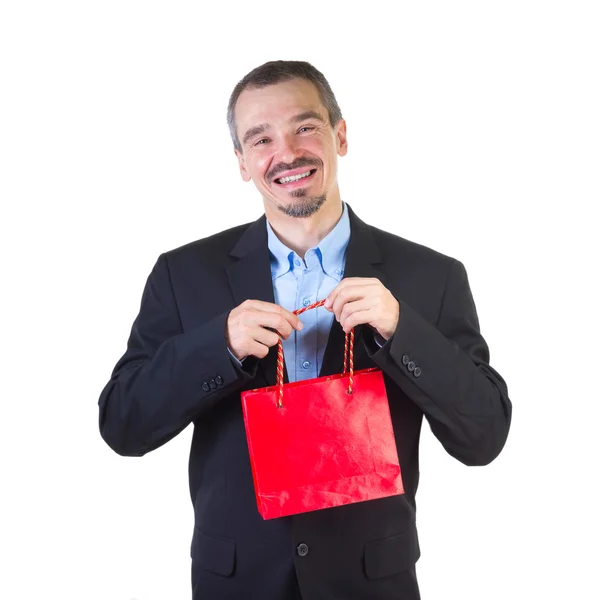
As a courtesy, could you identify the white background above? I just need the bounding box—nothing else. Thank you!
[1,1,598,599]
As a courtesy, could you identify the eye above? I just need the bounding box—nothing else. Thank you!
[298,126,314,133]
[254,138,270,146]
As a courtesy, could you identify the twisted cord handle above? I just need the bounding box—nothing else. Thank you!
[276,299,354,408]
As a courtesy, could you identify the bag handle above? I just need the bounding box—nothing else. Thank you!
[276,299,354,408]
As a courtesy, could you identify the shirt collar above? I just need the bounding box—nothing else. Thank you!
[266,202,351,281]
[266,218,295,279]
[315,201,350,280]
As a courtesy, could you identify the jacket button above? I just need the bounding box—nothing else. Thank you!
[402,355,410,365]
[297,543,309,557]
[215,375,223,386]
[407,361,416,372]
[209,378,217,390]
[201,382,210,392]
[414,367,422,378]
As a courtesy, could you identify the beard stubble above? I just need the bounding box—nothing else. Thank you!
[277,187,327,218]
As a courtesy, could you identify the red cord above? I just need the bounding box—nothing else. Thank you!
[276,299,354,408]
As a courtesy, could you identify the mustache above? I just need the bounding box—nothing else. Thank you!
[268,158,321,181]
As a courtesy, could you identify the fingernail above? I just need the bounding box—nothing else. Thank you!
[297,321,304,330]
[324,299,331,308]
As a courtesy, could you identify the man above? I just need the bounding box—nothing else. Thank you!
[98,60,512,599]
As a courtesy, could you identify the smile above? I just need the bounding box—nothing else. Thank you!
[274,169,317,185]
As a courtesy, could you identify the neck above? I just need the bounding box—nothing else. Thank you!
[265,196,344,258]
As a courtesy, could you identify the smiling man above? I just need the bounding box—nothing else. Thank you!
[98,60,512,600]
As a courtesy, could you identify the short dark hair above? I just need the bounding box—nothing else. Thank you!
[227,60,343,153]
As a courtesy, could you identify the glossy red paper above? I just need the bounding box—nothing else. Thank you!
[241,367,404,520]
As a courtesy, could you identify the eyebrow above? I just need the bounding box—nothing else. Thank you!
[241,110,326,146]
[291,110,325,124]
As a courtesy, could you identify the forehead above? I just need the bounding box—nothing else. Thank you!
[235,78,326,128]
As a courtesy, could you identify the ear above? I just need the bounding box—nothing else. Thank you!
[235,149,252,182]
[335,119,348,157]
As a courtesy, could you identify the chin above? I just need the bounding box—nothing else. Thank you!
[277,193,327,219]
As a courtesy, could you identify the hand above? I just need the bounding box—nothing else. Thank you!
[324,278,400,340]
[226,300,304,361]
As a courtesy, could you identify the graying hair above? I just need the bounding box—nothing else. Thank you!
[226,60,343,153]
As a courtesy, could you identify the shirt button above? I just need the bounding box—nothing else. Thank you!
[297,543,309,557]
[294,259,301,267]
[302,360,311,369]
[302,298,311,307]
[335,269,343,276]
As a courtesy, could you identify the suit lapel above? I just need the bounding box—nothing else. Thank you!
[318,205,386,377]
[226,215,288,387]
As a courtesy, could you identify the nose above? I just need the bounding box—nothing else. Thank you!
[276,133,303,165]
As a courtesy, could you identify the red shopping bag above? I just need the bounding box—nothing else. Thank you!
[241,299,404,520]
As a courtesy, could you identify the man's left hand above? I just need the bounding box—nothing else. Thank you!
[324,277,400,340]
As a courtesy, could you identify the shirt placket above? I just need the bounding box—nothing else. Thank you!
[294,250,320,381]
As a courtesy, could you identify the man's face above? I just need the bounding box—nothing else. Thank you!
[234,78,347,218]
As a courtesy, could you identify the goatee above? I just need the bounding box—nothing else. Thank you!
[278,191,327,218]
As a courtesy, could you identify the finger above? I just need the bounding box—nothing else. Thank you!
[339,298,371,326]
[331,287,368,321]
[251,326,281,348]
[324,278,379,309]
[247,301,304,331]
[247,340,271,359]
[250,311,295,340]
[324,279,353,310]
[340,309,372,333]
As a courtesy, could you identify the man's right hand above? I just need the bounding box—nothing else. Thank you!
[226,300,304,361]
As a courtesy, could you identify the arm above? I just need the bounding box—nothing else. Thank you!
[364,260,512,466]
[98,254,256,457]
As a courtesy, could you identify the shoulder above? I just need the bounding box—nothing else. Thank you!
[160,220,255,268]
[370,224,456,267]
[364,222,466,302]
[365,223,465,316]
[348,204,458,274]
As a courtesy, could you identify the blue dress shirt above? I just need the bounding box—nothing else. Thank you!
[266,202,351,382]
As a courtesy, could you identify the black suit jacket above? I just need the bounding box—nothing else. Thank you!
[98,205,511,600]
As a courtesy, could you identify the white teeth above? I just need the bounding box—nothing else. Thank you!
[278,170,312,184]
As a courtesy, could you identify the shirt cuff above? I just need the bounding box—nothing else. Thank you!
[227,346,245,366]
[373,331,387,347]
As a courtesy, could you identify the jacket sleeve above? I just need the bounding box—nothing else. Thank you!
[365,259,512,466]
[98,253,256,457]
